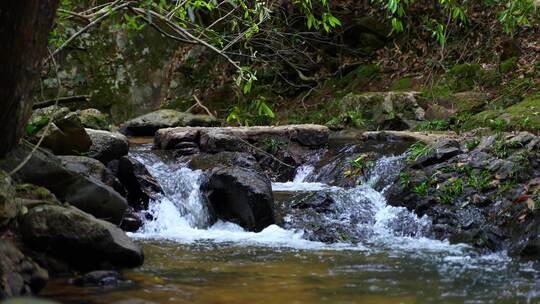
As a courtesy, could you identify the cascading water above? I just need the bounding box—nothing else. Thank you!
[129,145,461,253]
[45,144,540,304]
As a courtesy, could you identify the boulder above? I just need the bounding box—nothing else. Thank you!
[190,152,275,232]
[117,156,162,210]
[0,142,128,224]
[59,156,126,197]
[155,125,329,150]
[32,112,92,155]
[338,92,425,130]
[19,204,144,271]
[0,240,49,299]
[120,109,219,136]
[78,108,111,130]
[86,129,129,164]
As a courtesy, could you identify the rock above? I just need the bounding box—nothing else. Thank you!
[338,92,425,130]
[26,106,70,135]
[120,109,219,136]
[283,188,428,243]
[86,129,129,164]
[59,156,126,197]
[117,156,162,210]
[0,142,128,224]
[78,108,111,130]
[155,125,329,150]
[362,130,458,144]
[0,240,48,299]
[0,172,17,227]
[31,112,92,155]
[119,208,144,232]
[424,104,456,121]
[20,204,144,271]
[72,270,120,287]
[410,139,462,168]
[190,152,275,232]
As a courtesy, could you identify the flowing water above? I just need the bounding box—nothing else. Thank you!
[42,143,540,304]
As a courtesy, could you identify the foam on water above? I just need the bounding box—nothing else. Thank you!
[129,147,468,255]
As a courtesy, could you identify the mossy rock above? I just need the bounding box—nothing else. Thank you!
[15,184,59,203]
[78,108,110,130]
[338,91,424,130]
[26,106,71,135]
[464,97,540,131]
[447,64,501,91]
[451,91,490,113]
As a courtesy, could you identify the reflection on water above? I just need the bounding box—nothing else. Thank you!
[41,140,540,304]
[42,241,540,304]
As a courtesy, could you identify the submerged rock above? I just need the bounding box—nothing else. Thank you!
[71,270,121,287]
[20,204,144,271]
[0,240,49,299]
[190,152,275,232]
[120,109,219,136]
[0,142,128,224]
[86,129,129,164]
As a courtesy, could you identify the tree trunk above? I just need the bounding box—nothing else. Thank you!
[0,0,60,158]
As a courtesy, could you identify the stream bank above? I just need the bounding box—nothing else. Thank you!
[0,105,539,302]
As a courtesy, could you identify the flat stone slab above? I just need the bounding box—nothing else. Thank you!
[155,124,329,151]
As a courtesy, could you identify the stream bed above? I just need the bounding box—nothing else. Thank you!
[42,139,540,304]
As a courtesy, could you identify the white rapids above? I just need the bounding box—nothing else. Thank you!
[128,146,471,255]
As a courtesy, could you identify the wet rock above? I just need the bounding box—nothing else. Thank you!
[0,240,49,298]
[155,125,329,150]
[72,270,120,287]
[0,142,128,224]
[283,190,375,243]
[410,139,462,168]
[190,152,275,232]
[78,108,111,130]
[117,156,162,210]
[387,132,540,254]
[86,129,129,164]
[20,204,144,271]
[119,208,144,232]
[120,109,219,136]
[59,155,126,197]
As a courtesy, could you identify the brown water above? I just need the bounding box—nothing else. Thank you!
[42,240,540,304]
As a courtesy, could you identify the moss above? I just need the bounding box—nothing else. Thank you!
[464,97,540,131]
[499,57,518,75]
[420,83,453,100]
[447,64,501,91]
[15,184,58,202]
[390,77,413,91]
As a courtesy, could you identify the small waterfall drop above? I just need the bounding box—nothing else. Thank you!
[130,145,462,253]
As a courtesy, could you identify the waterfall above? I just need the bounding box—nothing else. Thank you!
[129,145,462,253]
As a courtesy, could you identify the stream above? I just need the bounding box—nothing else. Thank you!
[42,141,540,304]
